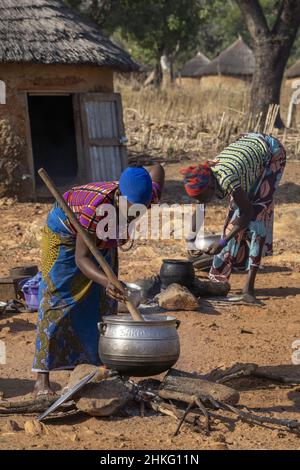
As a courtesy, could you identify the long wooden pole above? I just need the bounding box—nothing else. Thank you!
[38,168,144,322]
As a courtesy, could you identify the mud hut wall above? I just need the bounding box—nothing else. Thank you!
[0,63,114,199]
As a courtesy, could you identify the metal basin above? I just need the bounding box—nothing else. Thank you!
[98,314,180,377]
[194,234,221,253]
[0,302,7,315]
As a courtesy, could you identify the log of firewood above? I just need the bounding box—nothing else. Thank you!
[159,369,240,405]
[190,279,230,298]
[0,397,75,415]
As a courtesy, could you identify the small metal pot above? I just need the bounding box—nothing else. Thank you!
[118,282,143,313]
[160,259,195,289]
[98,314,180,377]
[0,302,7,315]
[194,234,221,253]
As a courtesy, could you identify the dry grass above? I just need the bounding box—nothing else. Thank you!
[115,75,300,162]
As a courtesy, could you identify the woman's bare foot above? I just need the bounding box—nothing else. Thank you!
[33,372,56,398]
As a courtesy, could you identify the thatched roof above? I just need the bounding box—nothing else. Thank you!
[286,60,300,79]
[194,38,255,77]
[180,52,211,78]
[0,0,138,72]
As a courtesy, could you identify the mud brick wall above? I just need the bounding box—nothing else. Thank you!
[0,63,114,200]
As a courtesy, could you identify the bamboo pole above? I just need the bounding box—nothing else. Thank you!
[263,105,273,134]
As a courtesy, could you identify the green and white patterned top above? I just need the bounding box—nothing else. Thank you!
[212,133,271,197]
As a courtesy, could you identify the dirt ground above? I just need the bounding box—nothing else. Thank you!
[0,160,300,450]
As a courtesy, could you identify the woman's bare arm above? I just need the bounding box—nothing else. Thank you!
[205,187,254,255]
[225,187,254,241]
[75,234,126,301]
[149,163,165,190]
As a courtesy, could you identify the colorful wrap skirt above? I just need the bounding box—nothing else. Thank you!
[209,142,286,283]
[32,205,118,372]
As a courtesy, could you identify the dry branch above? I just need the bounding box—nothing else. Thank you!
[0,397,75,415]
[159,370,240,405]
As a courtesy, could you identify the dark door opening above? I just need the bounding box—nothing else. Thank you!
[28,95,78,186]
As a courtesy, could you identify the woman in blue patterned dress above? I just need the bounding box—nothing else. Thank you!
[33,165,164,396]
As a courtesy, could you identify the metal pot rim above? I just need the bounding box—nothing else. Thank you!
[125,282,142,292]
[162,259,193,264]
[101,314,178,325]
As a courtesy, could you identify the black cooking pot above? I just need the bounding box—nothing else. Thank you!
[160,259,195,289]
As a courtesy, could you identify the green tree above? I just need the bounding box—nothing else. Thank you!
[67,0,203,86]
[236,0,300,127]
[195,0,247,59]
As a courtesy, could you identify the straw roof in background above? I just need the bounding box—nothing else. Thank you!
[194,38,255,77]
[286,60,300,79]
[180,52,211,78]
[0,0,138,72]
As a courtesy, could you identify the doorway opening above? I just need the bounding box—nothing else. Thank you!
[27,95,78,187]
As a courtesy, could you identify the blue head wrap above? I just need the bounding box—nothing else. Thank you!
[119,167,152,205]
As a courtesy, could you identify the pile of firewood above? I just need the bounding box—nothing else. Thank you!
[1,364,300,438]
[132,366,300,437]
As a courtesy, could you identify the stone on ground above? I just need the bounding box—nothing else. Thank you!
[158,283,199,311]
[67,364,110,390]
[76,376,130,417]
[24,419,47,436]
[2,419,22,433]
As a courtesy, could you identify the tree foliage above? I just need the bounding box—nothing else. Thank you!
[64,0,300,68]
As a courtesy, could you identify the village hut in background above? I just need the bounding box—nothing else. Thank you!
[177,52,211,87]
[196,38,255,89]
[0,0,138,199]
[286,59,300,85]
[283,60,300,127]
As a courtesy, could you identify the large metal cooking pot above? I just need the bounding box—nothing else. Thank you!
[98,314,180,377]
[160,259,195,289]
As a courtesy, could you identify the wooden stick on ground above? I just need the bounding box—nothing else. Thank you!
[195,397,211,435]
[152,395,300,437]
[221,402,300,433]
[0,396,74,415]
[253,370,300,385]
[174,400,195,437]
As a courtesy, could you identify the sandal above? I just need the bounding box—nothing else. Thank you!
[228,294,265,306]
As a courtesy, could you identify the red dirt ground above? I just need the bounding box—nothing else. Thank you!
[0,161,300,450]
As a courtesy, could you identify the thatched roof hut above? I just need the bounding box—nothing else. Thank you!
[0,0,138,199]
[180,52,211,78]
[0,0,137,71]
[286,60,300,80]
[195,38,255,78]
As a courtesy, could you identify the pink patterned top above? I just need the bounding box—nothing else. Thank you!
[63,181,161,247]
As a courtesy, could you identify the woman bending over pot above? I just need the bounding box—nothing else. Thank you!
[181,132,286,304]
[33,165,164,396]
